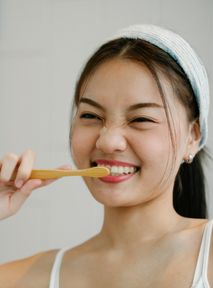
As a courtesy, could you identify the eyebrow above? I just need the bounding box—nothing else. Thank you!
[79,97,164,111]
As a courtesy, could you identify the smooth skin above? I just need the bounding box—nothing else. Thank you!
[0,59,212,288]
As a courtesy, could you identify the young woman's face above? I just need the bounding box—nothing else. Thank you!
[71,58,191,207]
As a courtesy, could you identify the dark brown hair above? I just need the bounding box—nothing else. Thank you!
[70,38,208,218]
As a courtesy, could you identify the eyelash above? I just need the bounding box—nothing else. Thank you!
[79,113,154,123]
[130,117,154,123]
[80,113,102,120]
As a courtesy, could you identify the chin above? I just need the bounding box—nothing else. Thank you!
[86,186,138,207]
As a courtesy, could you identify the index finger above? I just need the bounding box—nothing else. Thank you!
[15,149,35,188]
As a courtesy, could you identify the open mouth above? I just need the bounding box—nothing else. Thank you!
[91,161,140,176]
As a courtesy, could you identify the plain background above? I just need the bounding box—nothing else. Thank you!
[0,0,212,263]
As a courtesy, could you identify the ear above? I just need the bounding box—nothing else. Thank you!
[186,119,201,155]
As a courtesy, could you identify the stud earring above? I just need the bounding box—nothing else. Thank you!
[184,153,194,164]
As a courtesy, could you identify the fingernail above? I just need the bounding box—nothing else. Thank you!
[15,180,23,188]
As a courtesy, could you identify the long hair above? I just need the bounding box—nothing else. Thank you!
[71,38,210,218]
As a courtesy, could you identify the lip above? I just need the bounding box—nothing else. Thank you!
[92,159,139,167]
[99,173,136,183]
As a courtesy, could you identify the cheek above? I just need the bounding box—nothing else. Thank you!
[131,128,171,163]
[71,126,98,167]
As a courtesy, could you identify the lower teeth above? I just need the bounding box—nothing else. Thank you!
[110,172,134,176]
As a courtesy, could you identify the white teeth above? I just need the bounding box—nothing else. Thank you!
[118,167,123,174]
[111,166,118,173]
[123,167,127,173]
[97,164,138,175]
[132,167,135,173]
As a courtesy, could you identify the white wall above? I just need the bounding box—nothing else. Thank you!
[0,0,212,263]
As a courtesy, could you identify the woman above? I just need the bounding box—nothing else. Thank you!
[0,24,212,287]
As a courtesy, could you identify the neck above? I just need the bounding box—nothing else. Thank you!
[99,191,187,249]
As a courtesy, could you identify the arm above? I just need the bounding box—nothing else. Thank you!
[0,150,68,287]
[0,250,58,288]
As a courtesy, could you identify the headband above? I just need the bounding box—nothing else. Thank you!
[108,24,209,148]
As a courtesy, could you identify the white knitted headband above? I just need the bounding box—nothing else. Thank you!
[108,24,209,148]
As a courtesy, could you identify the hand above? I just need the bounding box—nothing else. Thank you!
[0,149,68,220]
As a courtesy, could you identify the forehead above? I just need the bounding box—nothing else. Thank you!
[80,58,167,106]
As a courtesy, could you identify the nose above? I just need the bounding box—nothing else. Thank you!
[96,126,127,153]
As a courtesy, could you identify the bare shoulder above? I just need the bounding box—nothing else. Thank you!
[0,249,59,288]
[194,218,213,286]
[60,235,104,285]
[63,235,102,264]
[208,219,213,286]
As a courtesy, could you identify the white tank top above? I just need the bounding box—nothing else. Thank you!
[49,219,213,288]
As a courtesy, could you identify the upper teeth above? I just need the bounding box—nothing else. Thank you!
[97,164,137,175]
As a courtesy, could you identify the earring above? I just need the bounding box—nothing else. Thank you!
[184,153,194,164]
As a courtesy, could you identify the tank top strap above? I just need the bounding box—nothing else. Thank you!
[192,219,213,286]
[49,246,71,288]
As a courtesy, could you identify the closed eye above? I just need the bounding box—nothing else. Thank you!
[80,113,102,120]
[130,117,155,123]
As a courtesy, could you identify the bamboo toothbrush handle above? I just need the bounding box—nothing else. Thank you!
[11,167,109,180]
